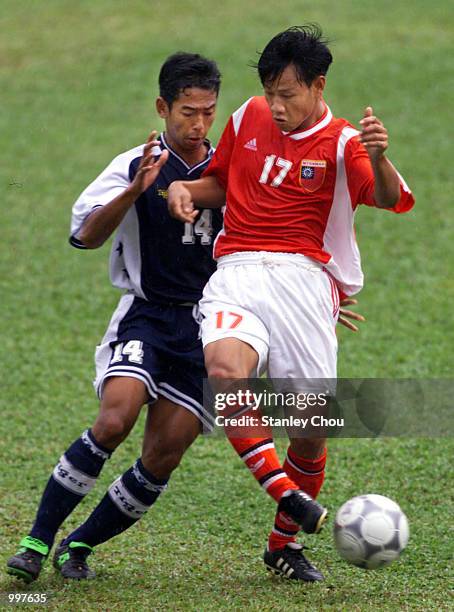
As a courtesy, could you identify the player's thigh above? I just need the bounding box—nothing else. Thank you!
[92,377,148,445]
[200,269,269,376]
[267,267,338,380]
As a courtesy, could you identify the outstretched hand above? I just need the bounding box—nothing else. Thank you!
[338,298,365,332]
[129,130,169,197]
[359,106,389,162]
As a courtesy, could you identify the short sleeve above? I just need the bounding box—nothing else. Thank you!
[69,146,143,248]
[345,137,415,214]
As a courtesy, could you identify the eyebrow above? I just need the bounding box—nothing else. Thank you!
[264,85,295,94]
[181,103,217,111]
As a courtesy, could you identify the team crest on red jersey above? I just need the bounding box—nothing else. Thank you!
[299,159,327,192]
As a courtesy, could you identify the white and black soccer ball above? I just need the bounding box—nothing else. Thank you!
[333,494,409,569]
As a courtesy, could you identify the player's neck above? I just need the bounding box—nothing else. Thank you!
[293,100,326,133]
[163,133,209,167]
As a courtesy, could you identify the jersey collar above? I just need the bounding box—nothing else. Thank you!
[159,132,214,174]
[282,105,333,141]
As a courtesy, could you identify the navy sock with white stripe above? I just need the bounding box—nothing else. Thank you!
[65,459,168,547]
[29,429,111,548]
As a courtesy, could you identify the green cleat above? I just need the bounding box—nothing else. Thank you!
[53,540,95,580]
[6,536,49,583]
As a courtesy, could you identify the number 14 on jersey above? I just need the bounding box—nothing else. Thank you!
[182,209,213,244]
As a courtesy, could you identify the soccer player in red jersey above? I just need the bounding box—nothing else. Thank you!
[168,25,414,581]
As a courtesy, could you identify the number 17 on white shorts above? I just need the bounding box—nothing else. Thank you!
[199,252,339,381]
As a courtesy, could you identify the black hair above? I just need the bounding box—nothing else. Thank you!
[159,52,221,107]
[257,25,333,87]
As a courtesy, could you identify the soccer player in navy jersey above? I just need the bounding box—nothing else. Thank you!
[6,52,223,582]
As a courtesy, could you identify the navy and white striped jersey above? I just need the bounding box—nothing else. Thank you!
[70,134,223,304]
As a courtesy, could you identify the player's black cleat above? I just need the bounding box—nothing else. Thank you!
[264,543,324,581]
[278,490,328,534]
[53,540,95,580]
[6,536,49,583]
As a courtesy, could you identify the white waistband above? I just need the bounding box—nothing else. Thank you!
[217,251,323,271]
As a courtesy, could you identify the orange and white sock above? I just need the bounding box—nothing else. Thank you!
[228,437,299,503]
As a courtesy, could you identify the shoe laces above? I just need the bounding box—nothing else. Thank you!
[294,490,315,505]
[282,490,313,508]
[285,543,313,570]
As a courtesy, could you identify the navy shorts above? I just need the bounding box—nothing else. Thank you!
[94,294,214,431]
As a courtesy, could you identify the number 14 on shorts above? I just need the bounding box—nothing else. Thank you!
[215,311,243,329]
[111,340,144,364]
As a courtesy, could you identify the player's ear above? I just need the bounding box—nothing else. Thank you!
[156,97,170,119]
[313,75,326,98]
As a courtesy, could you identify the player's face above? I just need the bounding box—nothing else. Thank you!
[263,64,325,133]
[157,88,217,159]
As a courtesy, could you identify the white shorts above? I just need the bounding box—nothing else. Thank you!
[199,252,339,385]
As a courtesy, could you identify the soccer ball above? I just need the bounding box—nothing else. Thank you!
[333,494,409,569]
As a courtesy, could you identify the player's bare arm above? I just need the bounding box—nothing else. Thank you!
[338,298,365,332]
[168,176,225,224]
[359,106,400,209]
[77,131,169,248]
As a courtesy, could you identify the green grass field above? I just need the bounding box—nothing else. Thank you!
[1,1,453,610]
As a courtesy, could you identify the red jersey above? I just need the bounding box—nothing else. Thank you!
[204,97,414,295]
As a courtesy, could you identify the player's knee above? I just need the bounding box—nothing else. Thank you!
[207,362,249,381]
[92,413,132,448]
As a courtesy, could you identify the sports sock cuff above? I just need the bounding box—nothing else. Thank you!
[238,438,274,461]
[287,446,327,473]
[135,459,169,490]
[229,437,274,457]
[83,429,113,459]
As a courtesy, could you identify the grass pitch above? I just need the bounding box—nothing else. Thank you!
[1,1,453,610]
